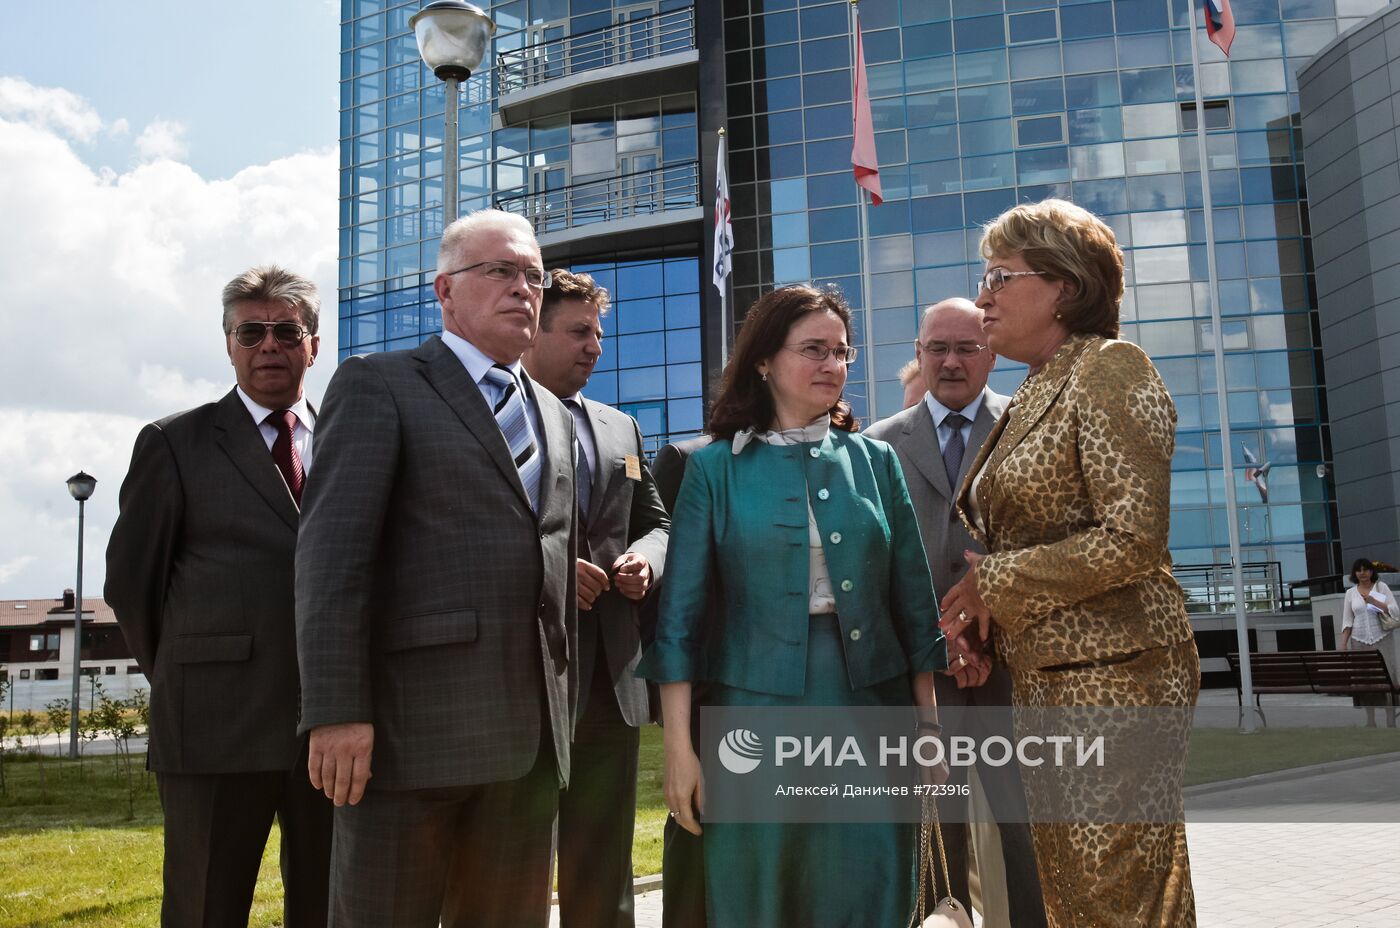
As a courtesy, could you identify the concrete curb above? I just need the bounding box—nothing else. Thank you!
[1183,750,1400,798]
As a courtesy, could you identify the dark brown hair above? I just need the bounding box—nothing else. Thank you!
[980,198,1123,339]
[1351,558,1378,584]
[540,268,610,330]
[707,284,860,440]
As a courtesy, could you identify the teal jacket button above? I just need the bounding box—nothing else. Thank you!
[809,447,820,458]
[817,488,830,500]
[830,532,842,544]
[849,628,862,641]
[840,579,854,592]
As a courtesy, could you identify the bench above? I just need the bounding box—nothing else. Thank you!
[1225,650,1400,727]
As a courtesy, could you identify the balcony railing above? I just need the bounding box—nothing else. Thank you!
[1175,561,1288,615]
[496,162,700,236]
[497,8,697,96]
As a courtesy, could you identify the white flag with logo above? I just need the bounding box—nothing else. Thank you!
[713,133,733,297]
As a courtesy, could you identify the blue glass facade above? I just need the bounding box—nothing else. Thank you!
[339,0,706,448]
[340,0,1383,583]
[719,0,1394,586]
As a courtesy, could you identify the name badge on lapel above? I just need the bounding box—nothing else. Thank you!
[624,454,642,481]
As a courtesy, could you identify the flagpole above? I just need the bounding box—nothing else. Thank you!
[850,0,876,422]
[1190,4,1256,731]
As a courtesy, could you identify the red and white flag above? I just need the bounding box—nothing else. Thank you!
[851,12,882,206]
[1204,0,1235,57]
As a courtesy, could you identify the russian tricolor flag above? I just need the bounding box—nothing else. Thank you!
[1204,0,1235,57]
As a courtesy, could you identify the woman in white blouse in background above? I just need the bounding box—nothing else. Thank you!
[1340,558,1399,651]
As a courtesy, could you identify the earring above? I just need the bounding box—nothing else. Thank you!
[1054,312,1063,320]
[761,373,768,382]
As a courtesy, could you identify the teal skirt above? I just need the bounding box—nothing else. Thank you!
[702,614,917,928]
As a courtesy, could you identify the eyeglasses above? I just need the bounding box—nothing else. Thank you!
[784,343,859,364]
[977,267,1046,294]
[447,260,552,290]
[231,321,311,349]
[918,341,987,359]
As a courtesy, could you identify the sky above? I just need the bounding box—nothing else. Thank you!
[0,1,344,599]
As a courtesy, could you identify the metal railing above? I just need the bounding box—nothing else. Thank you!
[1174,561,1287,615]
[495,162,701,235]
[497,8,697,95]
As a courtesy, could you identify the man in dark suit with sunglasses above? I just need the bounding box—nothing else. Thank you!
[106,265,332,928]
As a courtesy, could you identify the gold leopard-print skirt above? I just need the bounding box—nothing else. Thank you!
[1011,638,1200,928]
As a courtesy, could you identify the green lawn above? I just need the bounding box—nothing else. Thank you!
[4,723,1399,926]
[1183,725,1400,786]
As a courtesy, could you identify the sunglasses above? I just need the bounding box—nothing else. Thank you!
[231,321,312,349]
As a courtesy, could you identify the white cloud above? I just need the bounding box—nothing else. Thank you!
[0,77,103,142]
[0,556,37,585]
[0,82,338,599]
[134,118,188,162]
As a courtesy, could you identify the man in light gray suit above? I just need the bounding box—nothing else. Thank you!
[865,298,1046,928]
[295,209,577,928]
[523,269,669,928]
[106,266,332,928]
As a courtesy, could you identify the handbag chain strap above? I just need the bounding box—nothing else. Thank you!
[911,795,954,925]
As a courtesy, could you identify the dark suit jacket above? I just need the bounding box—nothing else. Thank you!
[652,437,712,515]
[575,399,669,727]
[294,335,577,791]
[105,388,308,774]
[865,390,1009,599]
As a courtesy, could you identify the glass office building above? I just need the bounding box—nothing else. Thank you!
[339,0,1387,596]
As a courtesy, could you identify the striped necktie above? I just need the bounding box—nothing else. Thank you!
[483,364,541,512]
[266,409,305,506]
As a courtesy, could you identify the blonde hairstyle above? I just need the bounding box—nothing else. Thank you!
[221,265,320,334]
[435,208,538,278]
[979,198,1123,339]
[541,269,611,329]
[897,358,921,386]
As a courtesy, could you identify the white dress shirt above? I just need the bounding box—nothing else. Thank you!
[236,386,315,474]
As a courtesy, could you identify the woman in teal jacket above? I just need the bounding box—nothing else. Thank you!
[637,284,947,926]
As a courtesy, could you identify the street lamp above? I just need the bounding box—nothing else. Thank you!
[65,470,96,759]
[410,1,496,226]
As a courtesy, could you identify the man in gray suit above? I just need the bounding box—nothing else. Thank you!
[865,298,1047,928]
[295,209,577,928]
[105,265,332,928]
[522,269,669,928]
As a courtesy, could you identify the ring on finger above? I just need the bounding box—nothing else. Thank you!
[958,609,970,623]
[958,653,967,668]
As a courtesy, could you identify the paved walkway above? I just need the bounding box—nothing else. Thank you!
[556,757,1400,927]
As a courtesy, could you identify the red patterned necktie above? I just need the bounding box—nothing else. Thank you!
[268,409,305,505]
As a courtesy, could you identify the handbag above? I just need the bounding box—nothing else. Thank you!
[909,796,975,928]
[1377,607,1400,633]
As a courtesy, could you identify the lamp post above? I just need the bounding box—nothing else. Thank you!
[65,470,96,759]
[410,1,496,226]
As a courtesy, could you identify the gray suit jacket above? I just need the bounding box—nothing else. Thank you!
[576,399,669,727]
[865,390,1009,598]
[295,335,578,791]
[105,388,308,774]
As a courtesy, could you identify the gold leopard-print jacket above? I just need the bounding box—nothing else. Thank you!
[955,333,1194,673]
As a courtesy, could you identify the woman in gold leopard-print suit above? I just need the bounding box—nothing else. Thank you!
[939,199,1199,928]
